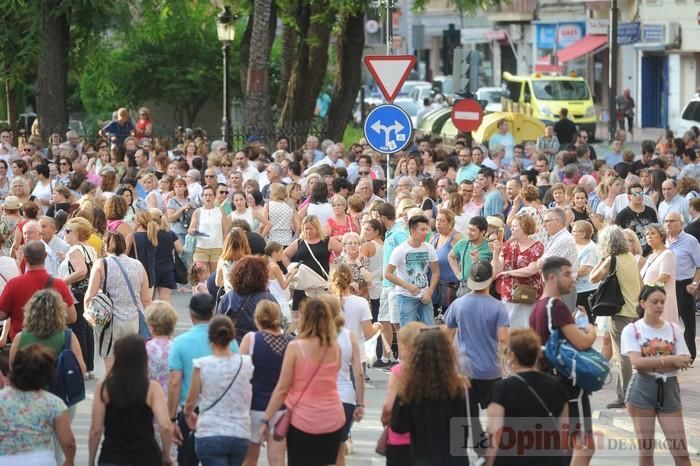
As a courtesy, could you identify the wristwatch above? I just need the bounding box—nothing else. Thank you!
[170,416,177,422]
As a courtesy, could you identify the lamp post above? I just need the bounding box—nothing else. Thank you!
[217,7,235,146]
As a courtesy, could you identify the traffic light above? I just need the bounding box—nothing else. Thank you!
[452,48,470,95]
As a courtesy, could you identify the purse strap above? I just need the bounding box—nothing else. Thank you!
[511,374,558,428]
[303,240,329,280]
[200,356,243,414]
[112,256,141,311]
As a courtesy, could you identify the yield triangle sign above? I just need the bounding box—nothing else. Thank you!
[364,55,416,102]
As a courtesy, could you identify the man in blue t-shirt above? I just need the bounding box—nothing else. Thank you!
[444,260,509,458]
[168,294,238,466]
[100,107,135,147]
[478,167,503,217]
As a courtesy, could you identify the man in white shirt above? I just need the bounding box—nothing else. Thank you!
[186,169,203,207]
[540,208,579,311]
[39,216,69,263]
[659,179,690,223]
[0,129,18,163]
[20,220,60,275]
[233,151,260,182]
[306,144,346,174]
[305,135,325,164]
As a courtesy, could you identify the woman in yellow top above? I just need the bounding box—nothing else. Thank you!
[590,225,642,409]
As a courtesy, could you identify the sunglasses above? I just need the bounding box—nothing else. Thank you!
[60,162,69,166]
[359,171,370,176]
[218,191,229,195]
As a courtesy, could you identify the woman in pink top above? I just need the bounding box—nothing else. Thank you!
[380,321,427,465]
[260,298,344,466]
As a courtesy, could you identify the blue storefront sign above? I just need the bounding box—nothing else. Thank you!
[535,22,586,50]
[618,22,640,45]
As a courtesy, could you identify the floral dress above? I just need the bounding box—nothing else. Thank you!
[499,239,545,303]
[146,337,172,395]
[333,254,370,298]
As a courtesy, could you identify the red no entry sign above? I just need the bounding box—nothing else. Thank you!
[451,99,484,133]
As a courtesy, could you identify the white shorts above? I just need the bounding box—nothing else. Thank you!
[379,287,400,324]
[249,409,286,444]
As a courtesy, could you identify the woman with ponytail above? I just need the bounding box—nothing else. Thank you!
[184,316,253,466]
[133,210,159,291]
[329,264,381,383]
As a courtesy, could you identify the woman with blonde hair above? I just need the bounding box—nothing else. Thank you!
[640,223,678,324]
[380,322,426,465]
[324,195,358,249]
[283,215,341,312]
[596,176,624,225]
[319,295,366,465]
[622,228,646,269]
[391,328,468,465]
[240,300,293,466]
[58,216,98,377]
[190,185,231,275]
[264,183,295,246]
[259,298,345,466]
[146,208,182,303]
[216,228,251,292]
[141,173,163,211]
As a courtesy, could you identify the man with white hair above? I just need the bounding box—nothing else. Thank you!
[357,177,383,213]
[66,130,83,156]
[19,220,60,275]
[659,179,690,223]
[211,140,228,155]
[261,163,283,200]
[578,174,600,212]
[306,144,345,174]
[305,135,324,164]
[186,169,203,206]
[539,208,578,311]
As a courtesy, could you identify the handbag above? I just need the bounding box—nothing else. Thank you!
[509,242,537,304]
[68,245,94,301]
[112,256,151,340]
[174,252,188,285]
[87,258,113,329]
[588,254,624,317]
[375,426,389,456]
[273,345,329,441]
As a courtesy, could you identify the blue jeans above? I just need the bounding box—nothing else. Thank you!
[395,293,434,326]
[195,435,249,466]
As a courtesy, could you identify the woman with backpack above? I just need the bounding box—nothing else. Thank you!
[8,289,85,464]
[59,217,98,378]
[84,231,152,373]
[0,345,77,465]
[88,334,173,466]
[621,285,692,465]
[184,316,253,466]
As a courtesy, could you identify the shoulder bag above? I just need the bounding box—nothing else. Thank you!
[510,242,537,304]
[68,245,94,301]
[273,345,330,441]
[588,254,624,317]
[112,256,151,340]
[456,241,471,298]
[295,240,330,297]
[90,258,115,357]
[511,373,558,429]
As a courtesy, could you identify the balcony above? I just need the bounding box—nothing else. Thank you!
[486,0,536,22]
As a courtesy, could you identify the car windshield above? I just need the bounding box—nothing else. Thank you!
[532,80,590,100]
[395,100,419,116]
[480,90,506,104]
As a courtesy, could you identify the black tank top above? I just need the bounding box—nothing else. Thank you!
[99,399,161,465]
[294,238,330,278]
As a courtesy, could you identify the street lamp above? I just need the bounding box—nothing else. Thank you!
[217,6,236,146]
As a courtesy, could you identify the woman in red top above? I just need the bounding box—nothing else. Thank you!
[491,214,544,330]
[134,107,153,142]
[324,195,358,260]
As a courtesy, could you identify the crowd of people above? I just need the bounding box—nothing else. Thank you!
[0,109,698,466]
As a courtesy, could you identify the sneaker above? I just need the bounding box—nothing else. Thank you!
[606,401,625,409]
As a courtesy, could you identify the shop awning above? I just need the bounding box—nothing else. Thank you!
[535,34,609,71]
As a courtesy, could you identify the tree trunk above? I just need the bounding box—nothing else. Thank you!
[278,1,333,143]
[5,81,18,137]
[36,0,69,143]
[239,11,254,97]
[326,9,365,142]
[275,22,295,110]
[243,0,275,133]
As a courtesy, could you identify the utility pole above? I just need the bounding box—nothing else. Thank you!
[608,0,619,142]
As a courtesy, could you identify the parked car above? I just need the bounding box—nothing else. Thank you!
[678,93,700,136]
[475,87,508,113]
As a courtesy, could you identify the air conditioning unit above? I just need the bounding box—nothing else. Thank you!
[640,22,681,48]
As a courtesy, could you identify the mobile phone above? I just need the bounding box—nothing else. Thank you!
[497,229,504,242]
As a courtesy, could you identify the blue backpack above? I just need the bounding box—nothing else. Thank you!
[50,329,86,406]
[543,298,610,393]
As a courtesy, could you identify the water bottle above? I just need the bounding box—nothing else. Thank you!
[575,308,589,329]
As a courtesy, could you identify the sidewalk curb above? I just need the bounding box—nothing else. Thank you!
[592,410,700,457]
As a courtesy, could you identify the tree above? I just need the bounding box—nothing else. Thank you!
[243,0,277,132]
[325,4,365,142]
[277,0,334,139]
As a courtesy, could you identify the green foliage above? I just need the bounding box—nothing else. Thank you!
[412,0,502,14]
[78,0,243,126]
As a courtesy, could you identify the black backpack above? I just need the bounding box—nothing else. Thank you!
[50,329,86,406]
[588,255,625,317]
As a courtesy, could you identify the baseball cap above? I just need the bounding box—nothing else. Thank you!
[467,260,493,291]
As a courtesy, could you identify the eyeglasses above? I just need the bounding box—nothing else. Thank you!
[218,191,229,195]
[59,162,69,166]
[222,164,232,167]
[359,171,370,176]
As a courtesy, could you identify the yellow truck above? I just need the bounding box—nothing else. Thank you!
[502,71,597,138]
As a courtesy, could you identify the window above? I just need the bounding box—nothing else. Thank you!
[681,101,700,123]
[531,80,591,100]
[505,80,522,101]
